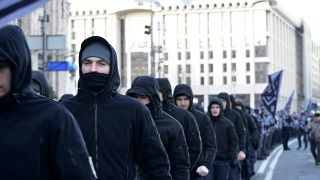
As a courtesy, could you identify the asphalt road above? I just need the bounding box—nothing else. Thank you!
[251,139,320,180]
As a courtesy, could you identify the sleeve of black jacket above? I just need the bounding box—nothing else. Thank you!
[245,114,259,150]
[184,111,202,171]
[133,107,172,180]
[227,122,239,164]
[50,106,96,180]
[232,110,247,152]
[169,123,190,180]
[198,115,217,169]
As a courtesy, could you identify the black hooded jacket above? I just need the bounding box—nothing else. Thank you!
[0,25,95,179]
[207,98,238,163]
[173,84,217,176]
[217,92,246,152]
[233,101,259,150]
[157,78,202,171]
[127,76,190,180]
[31,70,49,97]
[62,36,171,180]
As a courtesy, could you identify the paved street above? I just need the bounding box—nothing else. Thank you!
[252,140,320,180]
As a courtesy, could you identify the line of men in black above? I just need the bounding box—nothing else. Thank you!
[26,34,261,180]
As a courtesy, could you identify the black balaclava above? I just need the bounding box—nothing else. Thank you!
[80,41,111,94]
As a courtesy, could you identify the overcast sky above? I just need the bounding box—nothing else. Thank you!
[68,0,320,41]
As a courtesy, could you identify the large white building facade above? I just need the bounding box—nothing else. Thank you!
[68,0,320,110]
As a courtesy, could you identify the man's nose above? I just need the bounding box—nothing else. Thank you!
[90,63,97,72]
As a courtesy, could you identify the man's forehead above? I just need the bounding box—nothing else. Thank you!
[177,95,189,99]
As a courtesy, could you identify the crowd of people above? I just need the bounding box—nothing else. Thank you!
[1,25,320,180]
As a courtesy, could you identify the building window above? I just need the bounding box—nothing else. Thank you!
[71,20,74,29]
[164,52,168,60]
[231,50,236,58]
[200,51,204,59]
[200,77,204,85]
[223,76,227,84]
[246,49,250,58]
[246,75,250,84]
[186,51,191,60]
[246,62,250,71]
[164,65,168,74]
[72,32,76,40]
[186,64,191,73]
[186,77,191,85]
[255,62,268,83]
[178,76,182,84]
[231,63,236,72]
[232,76,237,83]
[200,64,204,73]
[178,65,182,73]
[223,63,227,72]
[91,19,95,28]
[255,45,267,57]
[208,50,213,59]
[209,64,213,73]
[71,44,76,52]
[209,76,214,85]
[178,52,181,60]
[223,50,227,59]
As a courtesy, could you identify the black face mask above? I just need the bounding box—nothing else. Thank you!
[82,72,109,93]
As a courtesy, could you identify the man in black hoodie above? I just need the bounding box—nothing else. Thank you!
[207,98,238,180]
[0,25,95,179]
[217,92,246,180]
[173,84,217,180]
[62,36,171,180]
[31,70,49,97]
[157,78,202,173]
[127,76,190,180]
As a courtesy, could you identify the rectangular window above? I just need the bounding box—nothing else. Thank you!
[178,77,182,84]
[186,77,191,85]
[71,20,74,28]
[223,76,227,84]
[209,76,214,85]
[246,62,250,71]
[200,51,204,59]
[231,63,236,72]
[178,52,181,60]
[71,44,76,52]
[246,49,250,58]
[200,77,204,85]
[208,50,213,59]
[72,32,76,40]
[164,65,168,74]
[231,50,236,58]
[178,65,182,73]
[246,75,250,84]
[232,76,237,82]
[209,64,213,73]
[186,51,191,60]
[186,64,191,73]
[164,52,168,60]
[200,64,204,73]
[223,50,227,59]
[255,45,267,57]
[255,62,268,83]
[223,63,227,72]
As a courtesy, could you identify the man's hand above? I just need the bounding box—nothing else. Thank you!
[237,151,246,160]
[196,166,209,176]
